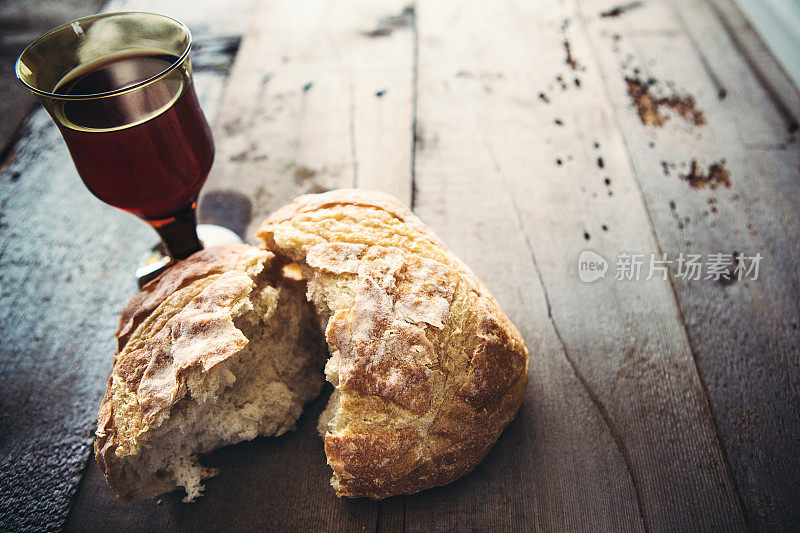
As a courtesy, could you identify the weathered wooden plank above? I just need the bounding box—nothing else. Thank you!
[405,0,745,530]
[0,0,106,162]
[66,388,388,532]
[198,0,415,241]
[0,0,255,530]
[709,0,800,133]
[6,0,797,530]
[66,0,414,530]
[574,0,800,527]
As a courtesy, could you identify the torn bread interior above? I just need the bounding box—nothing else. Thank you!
[95,244,326,501]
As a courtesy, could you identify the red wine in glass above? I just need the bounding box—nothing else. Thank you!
[54,52,214,226]
[17,13,239,286]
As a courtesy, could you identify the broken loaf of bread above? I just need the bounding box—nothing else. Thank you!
[95,189,529,501]
[257,189,529,499]
[94,244,326,501]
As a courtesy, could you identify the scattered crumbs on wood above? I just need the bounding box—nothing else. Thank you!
[293,165,317,183]
[717,251,741,286]
[563,39,579,70]
[363,28,392,38]
[625,77,705,127]
[668,200,690,230]
[554,118,563,126]
[302,81,313,92]
[680,160,731,189]
[306,184,331,194]
[375,89,386,97]
[229,142,262,162]
[600,1,643,18]
[222,117,242,136]
[597,157,605,169]
[583,231,591,241]
[539,92,550,103]
[362,5,415,38]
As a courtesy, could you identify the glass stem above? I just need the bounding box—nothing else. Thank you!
[153,207,203,260]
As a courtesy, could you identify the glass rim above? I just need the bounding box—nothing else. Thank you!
[15,11,193,101]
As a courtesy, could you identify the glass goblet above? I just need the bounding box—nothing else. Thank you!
[16,12,241,287]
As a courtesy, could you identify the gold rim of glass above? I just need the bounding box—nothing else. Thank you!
[15,11,192,101]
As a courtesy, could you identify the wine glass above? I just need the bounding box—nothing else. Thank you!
[15,12,241,287]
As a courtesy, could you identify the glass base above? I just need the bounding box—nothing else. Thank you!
[135,224,243,288]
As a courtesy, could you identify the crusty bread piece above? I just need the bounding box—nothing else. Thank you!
[257,189,529,499]
[94,244,326,501]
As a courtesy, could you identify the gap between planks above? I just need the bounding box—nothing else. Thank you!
[575,0,800,527]
[408,0,747,529]
[572,0,751,526]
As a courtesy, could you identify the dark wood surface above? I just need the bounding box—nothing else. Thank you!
[1,0,799,531]
[0,0,107,161]
[0,0,253,530]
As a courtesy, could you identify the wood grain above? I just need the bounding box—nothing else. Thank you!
[3,0,799,530]
[198,0,415,241]
[574,0,800,526]
[405,0,745,529]
[0,0,107,163]
[66,388,391,532]
[66,0,415,530]
[0,0,255,529]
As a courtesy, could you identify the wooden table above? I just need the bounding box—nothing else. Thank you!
[1,0,798,530]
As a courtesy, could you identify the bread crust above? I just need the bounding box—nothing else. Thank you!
[257,189,529,499]
[95,244,275,501]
